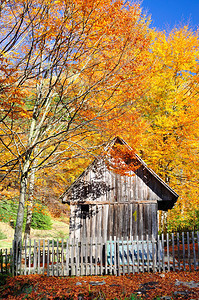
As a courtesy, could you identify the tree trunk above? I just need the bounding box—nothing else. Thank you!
[13,115,37,272]
[13,155,30,273]
[24,158,37,240]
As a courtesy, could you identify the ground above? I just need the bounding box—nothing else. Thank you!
[0,271,199,299]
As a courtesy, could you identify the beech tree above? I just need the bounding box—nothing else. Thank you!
[0,0,151,249]
[138,27,199,231]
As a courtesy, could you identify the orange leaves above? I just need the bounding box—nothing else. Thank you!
[105,143,139,177]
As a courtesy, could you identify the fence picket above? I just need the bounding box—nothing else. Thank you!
[38,240,41,275]
[136,235,139,273]
[158,235,161,272]
[126,237,130,275]
[146,235,150,273]
[121,237,124,275]
[197,231,199,269]
[43,240,45,275]
[1,231,199,277]
[192,232,196,271]
[114,236,117,275]
[131,236,135,275]
[162,234,165,273]
[172,233,175,271]
[141,235,144,273]
[47,240,50,277]
[166,233,170,272]
[187,232,191,271]
[24,239,27,275]
[152,236,155,273]
[182,232,185,270]
[177,233,180,271]
[65,239,69,276]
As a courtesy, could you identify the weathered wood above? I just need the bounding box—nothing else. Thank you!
[38,240,41,274]
[24,239,27,275]
[182,232,185,271]
[2,231,199,277]
[158,235,161,272]
[187,232,191,271]
[197,231,199,269]
[192,232,196,271]
[66,138,178,242]
[146,234,150,273]
[162,234,165,273]
[47,240,50,277]
[141,235,144,272]
[177,233,180,270]
[167,233,170,272]
[61,239,64,276]
[172,233,175,271]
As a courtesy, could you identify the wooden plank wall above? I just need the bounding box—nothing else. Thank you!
[69,160,165,204]
[70,203,158,241]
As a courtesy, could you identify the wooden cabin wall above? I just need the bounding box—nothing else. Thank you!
[67,159,175,205]
[69,202,158,241]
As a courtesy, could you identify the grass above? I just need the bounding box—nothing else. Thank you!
[0,229,7,240]
[0,216,69,249]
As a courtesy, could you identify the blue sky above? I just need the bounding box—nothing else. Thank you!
[140,0,199,31]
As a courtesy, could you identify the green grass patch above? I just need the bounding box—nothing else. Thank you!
[0,229,7,240]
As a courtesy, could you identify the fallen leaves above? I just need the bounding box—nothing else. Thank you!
[1,271,199,299]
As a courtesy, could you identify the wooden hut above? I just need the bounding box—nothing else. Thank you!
[62,137,178,241]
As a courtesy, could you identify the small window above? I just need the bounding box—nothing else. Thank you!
[81,204,89,213]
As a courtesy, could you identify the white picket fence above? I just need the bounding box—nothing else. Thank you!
[1,231,199,276]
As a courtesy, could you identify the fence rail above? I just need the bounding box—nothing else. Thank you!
[1,231,199,276]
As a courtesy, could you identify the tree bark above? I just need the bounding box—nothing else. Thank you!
[13,154,30,272]
[24,163,36,240]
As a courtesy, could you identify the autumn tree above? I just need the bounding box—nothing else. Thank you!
[0,0,152,252]
[138,27,199,231]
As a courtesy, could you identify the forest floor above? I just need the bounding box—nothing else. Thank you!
[0,217,69,249]
[0,270,199,299]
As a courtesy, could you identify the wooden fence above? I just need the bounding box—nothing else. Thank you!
[1,231,199,276]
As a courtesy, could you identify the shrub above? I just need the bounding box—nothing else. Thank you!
[0,198,18,223]
[31,206,52,230]
[0,198,52,231]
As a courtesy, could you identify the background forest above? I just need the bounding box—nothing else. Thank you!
[0,0,199,246]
